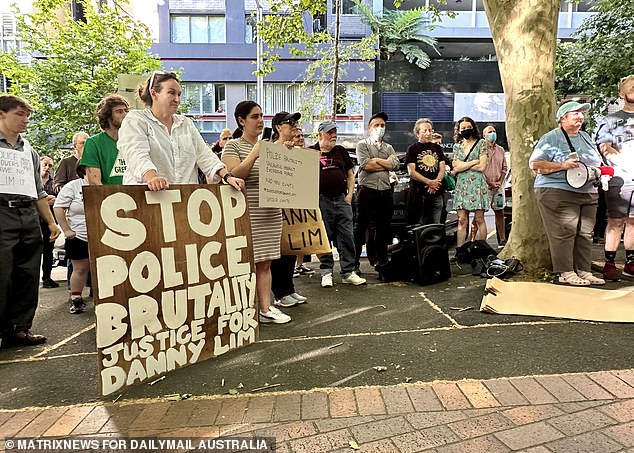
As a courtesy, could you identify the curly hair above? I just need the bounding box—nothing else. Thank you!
[453,116,480,143]
[96,94,129,130]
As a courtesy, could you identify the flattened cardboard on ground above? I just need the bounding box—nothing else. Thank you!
[480,277,634,322]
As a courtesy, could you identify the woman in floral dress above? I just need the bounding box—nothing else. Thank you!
[452,116,488,246]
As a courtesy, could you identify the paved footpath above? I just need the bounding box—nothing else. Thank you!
[2,369,634,452]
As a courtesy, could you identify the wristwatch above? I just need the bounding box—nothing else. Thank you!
[221,172,232,184]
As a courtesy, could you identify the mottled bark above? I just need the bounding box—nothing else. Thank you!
[484,0,561,272]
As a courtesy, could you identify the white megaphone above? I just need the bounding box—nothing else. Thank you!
[566,164,614,191]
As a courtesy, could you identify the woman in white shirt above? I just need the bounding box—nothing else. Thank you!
[118,71,244,191]
[54,163,89,314]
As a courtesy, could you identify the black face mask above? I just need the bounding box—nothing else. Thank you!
[460,128,476,139]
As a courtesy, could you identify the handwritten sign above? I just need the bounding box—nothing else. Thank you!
[281,208,331,255]
[0,146,37,198]
[259,141,319,209]
[83,185,256,396]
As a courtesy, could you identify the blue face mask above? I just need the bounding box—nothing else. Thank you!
[487,132,497,142]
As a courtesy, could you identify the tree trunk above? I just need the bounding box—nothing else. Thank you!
[483,0,560,272]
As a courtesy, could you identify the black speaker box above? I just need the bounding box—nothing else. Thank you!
[408,224,451,285]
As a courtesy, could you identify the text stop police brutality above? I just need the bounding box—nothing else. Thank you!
[87,186,257,395]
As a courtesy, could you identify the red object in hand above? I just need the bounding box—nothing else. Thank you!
[599,166,615,176]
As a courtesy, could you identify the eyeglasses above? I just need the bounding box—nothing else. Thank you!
[148,70,167,90]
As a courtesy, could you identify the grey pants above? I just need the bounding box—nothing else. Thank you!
[0,205,43,337]
[535,188,598,274]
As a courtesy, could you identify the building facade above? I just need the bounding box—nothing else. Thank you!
[2,0,596,148]
[150,0,382,144]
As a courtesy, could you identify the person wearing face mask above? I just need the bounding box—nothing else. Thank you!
[529,101,604,286]
[482,125,508,247]
[405,118,447,225]
[354,112,400,273]
[452,117,489,248]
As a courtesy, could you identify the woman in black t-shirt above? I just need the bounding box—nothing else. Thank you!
[405,118,447,225]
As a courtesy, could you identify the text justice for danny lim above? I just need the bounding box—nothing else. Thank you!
[5,437,275,452]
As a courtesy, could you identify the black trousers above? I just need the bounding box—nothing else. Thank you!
[354,186,394,267]
[40,220,54,281]
[0,205,43,338]
[271,254,297,299]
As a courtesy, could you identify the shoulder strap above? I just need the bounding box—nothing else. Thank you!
[560,127,576,154]
[464,139,482,162]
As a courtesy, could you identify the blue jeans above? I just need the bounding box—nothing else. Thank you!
[319,194,356,277]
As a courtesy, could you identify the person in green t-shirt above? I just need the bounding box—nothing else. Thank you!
[81,94,129,185]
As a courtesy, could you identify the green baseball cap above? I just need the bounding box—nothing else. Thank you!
[557,101,590,122]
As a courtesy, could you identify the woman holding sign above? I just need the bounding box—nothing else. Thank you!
[269,112,309,308]
[118,71,244,191]
[222,101,291,324]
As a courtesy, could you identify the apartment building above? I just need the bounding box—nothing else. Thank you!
[2,0,596,147]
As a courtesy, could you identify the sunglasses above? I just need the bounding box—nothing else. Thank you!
[148,70,167,90]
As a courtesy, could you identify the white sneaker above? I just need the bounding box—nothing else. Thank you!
[321,273,334,288]
[259,306,291,324]
[342,271,366,286]
[290,292,307,303]
[274,295,298,308]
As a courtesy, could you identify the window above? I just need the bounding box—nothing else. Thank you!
[332,0,361,15]
[192,120,227,133]
[170,15,226,43]
[246,83,301,115]
[313,12,326,32]
[181,83,226,115]
[245,15,257,43]
[247,82,364,117]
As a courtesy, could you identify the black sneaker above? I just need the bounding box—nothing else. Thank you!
[296,264,314,275]
[42,279,59,288]
[69,297,85,314]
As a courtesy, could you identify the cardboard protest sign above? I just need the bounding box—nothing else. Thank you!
[0,146,37,198]
[117,74,146,110]
[281,208,331,255]
[259,141,319,209]
[83,185,257,396]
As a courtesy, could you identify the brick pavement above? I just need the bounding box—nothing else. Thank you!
[2,370,634,452]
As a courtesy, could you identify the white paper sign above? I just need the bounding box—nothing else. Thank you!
[0,144,37,198]
[259,141,319,209]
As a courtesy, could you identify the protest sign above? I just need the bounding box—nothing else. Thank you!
[259,141,319,209]
[0,146,37,198]
[281,208,331,255]
[83,185,256,396]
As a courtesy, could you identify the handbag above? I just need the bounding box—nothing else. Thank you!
[443,173,456,190]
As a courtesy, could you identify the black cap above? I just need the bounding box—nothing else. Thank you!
[368,112,388,125]
[271,111,302,130]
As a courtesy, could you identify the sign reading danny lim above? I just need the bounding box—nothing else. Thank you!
[83,185,256,396]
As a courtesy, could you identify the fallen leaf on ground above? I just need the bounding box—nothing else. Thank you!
[349,440,360,450]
